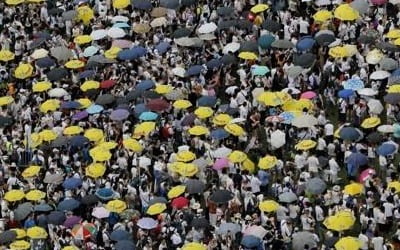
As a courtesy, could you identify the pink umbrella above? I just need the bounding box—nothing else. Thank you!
[359,168,376,182]
[213,158,229,170]
[112,39,133,49]
[370,0,387,5]
[300,91,317,99]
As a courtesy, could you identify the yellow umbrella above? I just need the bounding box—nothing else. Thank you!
[387,29,400,39]
[74,35,92,45]
[213,113,232,126]
[133,23,151,34]
[0,50,15,61]
[89,147,112,162]
[238,51,258,60]
[39,99,60,113]
[329,46,349,58]
[62,246,79,250]
[258,155,278,170]
[335,237,362,250]
[361,117,381,129]
[134,122,156,137]
[65,59,85,69]
[250,4,269,13]
[80,80,100,92]
[282,99,313,112]
[323,211,355,231]
[388,85,400,93]
[334,4,359,21]
[155,84,173,94]
[147,203,167,215]
[194,107,214,119]
[4,190,25,202]
[5,0,24,4]
[344,44,358,57]
[10,240,30,250]
[228,150,247,163]
[188,125,209,136]
[394,38,400,46]
[14,63,34,79]
[182,242,207,250]
[366,49,384,64]
[113,0,130,9]
[242,159,256,173]
[98,141,118,150]
[173,100,192,109]
[63,126,84,136]
[0,96,14,106]
[224,124,245,136]
[105,200,127,213]
[32,81,52,92]
[104,47,122,59]
[123,138,143,152]
[344,183,364,196]
[176,150,196,162]
[11,229,26,239]
[176,163,198,177]
[295,140,317,150]
[84,128,104,142]
[388,181,400,192]
[257,91,291,106]
[26,226,48,239]
[38,129,57,142]
[77,98,92,109]
[86,163,106,178]
[167,185,186,199]
[22,165,41,178]
[26,133,42,148]
[77,6,94,25]
[259,200,279,212]
[313,10,332,22]
[25,190,46,201]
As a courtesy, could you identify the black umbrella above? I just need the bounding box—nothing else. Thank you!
[377,41,400,52]
[160,0,180,9]
[126,89,144,101]
[315,33,336,46]
[209,190,234,204]
[318,156,328,167]
[218,20,237,30]
[132,0,153,10]
[262,19,282,32]
[384,93,400,104]
[0,230,17,244]
[14,202,33,221]
[185,179,205,194]
[34,203,53,212]
[96,94,115,105]
[293,53,316,68]
[236,19,253,30]
[51,136,69,148]
[143,91,161,99]
[181,0,195,6]
[36,57,56,68]
[367,132,383,144]
[148,197,168,206]
[271,39,294,49]
[181,113,196,126]
[88,55,115,64]
[47,68,69,81]
[217,6,235,16]
[0,116,13,127]
[357,34,375,44]
[47,211,67,225]
[221,54,237,65]
[240,41,259,53]
[29,38,46,50]
[81,194,100,205]
[191,217,210,228]
[172,28,192,38]
[34,32,51,40]
[48,8,63,15]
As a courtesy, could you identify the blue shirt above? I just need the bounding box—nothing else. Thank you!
[258,170,270,186]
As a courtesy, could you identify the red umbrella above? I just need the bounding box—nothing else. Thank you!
[100,80,116,89]
[146,98,170,112]
[171,197,189,209]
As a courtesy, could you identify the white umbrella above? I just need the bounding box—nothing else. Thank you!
[212,147,232,158]
[370,70,391,80]
[367,99,384,114]
[328,38,342,48]
[288,66,306,78]
[378,125,394,133]
[198,22,218,34]
[292,114,318,128]
[198,33,216,40]
[357,88,378,96]
[270,130,286,148]
[91,207,110,219]
[90,29,107,40]
[150,17,167,27]
[243,225,268,239]
[225,86,238,95]
[172,67,186,77]
[48,88,69,98]
[175,37,195,47]
[282,87,301,95]
[132,156,151,167]
[107,27,126,39]
[230,118,246,124]
[112,15,129,23]
[223,42,240,54]
[31,49,49,59]
[251,87,264,99]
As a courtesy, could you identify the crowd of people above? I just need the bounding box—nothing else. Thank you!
[1,0,400,249]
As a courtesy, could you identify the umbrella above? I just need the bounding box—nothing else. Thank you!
[36,57,56,68]
[136,80,155,91]
[72,110,89,120]
[115,240,136,250]
[172,28,192,38]
[209,190,234,204]
[261,19,281,32]
[160,0,179,9]
[241,235,261,248]
[0,230,17,244]
[335,237,362,250]
[278,192,298,203]
[191,217,210,228]
[244,225,268,239]
[323,211,356,231]
[371,70,391,80]
[270,130,286,148]
[384,93,400,104]
[148,197,168,206]
[217,6,235,16]
[339,127,363,141]
[271,39,294,49]
[292,231,318,250]
[377,41,400,52]
[137,217,158,229]
[350,0,369,14]
[292,114,318,128]
[132,23,151,34]
[86,104,104,114]
[91,207,110,219]
[50,46,73,62]
[197,96,217,107]
[14,202,33,221]
[344,183,364,196]
[47,68,68,81]
[57,199,80,211]
[29,38,46,50]
[380,57,398,71]
[305,177,327,194]
[34,204,53,212]
[359,168,376,182]
[315,32,336,46]
[146,98,170,111]
[185,179,205,194]
[293,53,316,68]
[62,10,77,20]
[155,42,171,54]
[347,152,368,167]
[216,223,241,235]
[133,0,152,9]
[110,109,130,121]
[110,230,131,241]
[368,99,384,114]
[296,36,315,51]
[105,200,127,213]
[81,194,100,205]
[63,178,82,190]
[334,3,359,21]
[96,94,115,105]
[63,216,82,228]
[171,197,189,209]
[198,22,217,34]
[258,34,275,49]
[96,188,115,200]
[367,132,383,143]
[377,143,397,156]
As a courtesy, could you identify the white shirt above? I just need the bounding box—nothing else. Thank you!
[250,176,261,194]
[358,233,369,250]
[371,236,384,250]
[324,123,334,136]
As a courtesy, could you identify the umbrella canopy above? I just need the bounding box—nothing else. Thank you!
[57,199,80,211]
[209,190,234,204]
[305,177,327,194]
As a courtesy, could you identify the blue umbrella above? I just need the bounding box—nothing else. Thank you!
[279,112,296,124]
[110,109,130,121]
[210,129,229,140]
[343,78,364,90]
[61,101,81,109]
[95,188,115,200]
[155,42,171,54]
[258,34,275,49]
[34,204,53,212]
[86,104,104,114]
[339,127,363,141]
[69,135,90,147]
[131,46,147,58]
[338,89,355,99]
[197,96,217,107]
[115,240,135,250]
[132,0,152,10]
[206,59,222,70]
[34,31,51,40]
[296,36,316,51]
[118,49,137,61]
[216,222,241,235]
[47,211,66,225]
[139,111,158,121]
[83,46,99,57]
[251,65,270,76]
[79,70,96,79]
[57,199,80,211]
[134,103,148,117]
[110,230,132,241]
[377,143,397,156]
[305,177,327,195]
[63,177,82,190]
[137,217,158,229]
[160,0,179,9]
[136,80,155,91]
[73,0,89,4]
[113,22,130,28]
[392,68,400,77]
[36,57,56,68]
[347,152,368,167]
[186,65,204,76]
[394,123,400,138]
[241,235,261,248]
